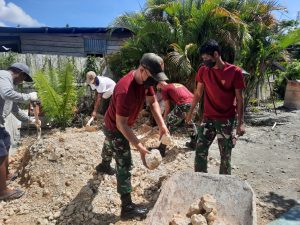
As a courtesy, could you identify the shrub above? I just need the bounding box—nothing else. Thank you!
[33,62,77,130]
[273,60,300,99]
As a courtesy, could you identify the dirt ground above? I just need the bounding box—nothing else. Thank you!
[0,107,299,225]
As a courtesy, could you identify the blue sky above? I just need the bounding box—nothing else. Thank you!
[0,0,299,27]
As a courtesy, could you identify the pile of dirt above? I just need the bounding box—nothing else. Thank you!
[0,108,299,225]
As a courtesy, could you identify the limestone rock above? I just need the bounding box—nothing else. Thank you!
[191,214,207,225]
[161,133,172,145]
[199,194,217,213]
[204,211,217,225]
[186,200,201,217]
[145,149,162,170]
[170,213,191,225]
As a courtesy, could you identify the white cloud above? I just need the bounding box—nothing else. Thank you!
[0,21,6,27]
[0,0,43,27]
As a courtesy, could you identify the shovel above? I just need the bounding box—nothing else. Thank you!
[32,101,41,140]
[85,117,97,132]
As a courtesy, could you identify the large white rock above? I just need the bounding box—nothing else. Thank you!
[145,149,162,170]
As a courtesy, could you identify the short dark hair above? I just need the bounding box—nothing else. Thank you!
[199,39,221,56]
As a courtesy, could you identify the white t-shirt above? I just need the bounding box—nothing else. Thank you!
[90,76,116,99]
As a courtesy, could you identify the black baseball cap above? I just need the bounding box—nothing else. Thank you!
[140,53,169,82]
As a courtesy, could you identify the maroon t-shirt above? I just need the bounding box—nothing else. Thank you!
[104,70,155,131]
[161,83,193,105]
[195,63,245,120]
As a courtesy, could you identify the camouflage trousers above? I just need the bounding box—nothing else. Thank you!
[101,127,133,195]
[195,118,235,175]
[166,103,192,133]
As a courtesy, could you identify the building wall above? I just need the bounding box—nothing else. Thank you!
[0,27,132,57]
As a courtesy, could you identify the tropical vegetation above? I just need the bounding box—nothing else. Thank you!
[108,0,300,107]
[33,61,78,130]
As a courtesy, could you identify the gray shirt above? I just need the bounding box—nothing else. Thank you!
[0,70,31,127]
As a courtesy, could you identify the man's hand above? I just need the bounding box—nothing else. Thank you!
[159,124,169,139]
[185,111,193,124]
[29,92,38,101]
[30,118,41,127]
[137,144,150,168]
[236,123,245,136]
[91,111,97,118]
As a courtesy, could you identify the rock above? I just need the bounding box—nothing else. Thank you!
[204,211,217,225]
[145,149,162,170]
[199,194,217,213]
[186,200,201,217]
[42,189,50,197]
[48,152,59,162]
[161,133,172,145]
[191,214,207,225]
[170,213,191,225]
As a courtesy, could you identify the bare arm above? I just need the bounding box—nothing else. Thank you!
[163,100,171,120]
[186,82,204,123]
[92,93,102,117]
[235,89,245,136]
[116,114,150,166]
[147,95,169,137]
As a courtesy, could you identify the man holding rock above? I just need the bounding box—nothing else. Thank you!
[99,53,169,219]
[0,63,40,201]
[186,40,246,175]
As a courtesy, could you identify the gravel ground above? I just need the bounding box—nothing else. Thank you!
[0,108,299,225]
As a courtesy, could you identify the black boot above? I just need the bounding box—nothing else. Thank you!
[185,135,197,150]
[158,143,167,157]
[120,193,148,220]
[95,161,116,175]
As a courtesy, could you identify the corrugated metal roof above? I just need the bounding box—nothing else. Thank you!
[0,27,132,35]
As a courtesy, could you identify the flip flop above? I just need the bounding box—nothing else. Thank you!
[0,189,24,201]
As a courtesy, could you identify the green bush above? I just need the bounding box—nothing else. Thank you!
[0,53,17,69]
[33,62,77,130]
[273,60,300,99]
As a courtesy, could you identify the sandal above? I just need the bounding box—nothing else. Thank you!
[0,189,24,201]
[7,172,18,181]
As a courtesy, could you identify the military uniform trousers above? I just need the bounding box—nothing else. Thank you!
[195,118,235,175]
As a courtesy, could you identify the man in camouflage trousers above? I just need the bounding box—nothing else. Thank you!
[186,40,245,175]
[99,53,169,219]
[156,81,197,155]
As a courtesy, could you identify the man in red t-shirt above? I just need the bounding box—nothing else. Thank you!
[156,81,197,153]
[186,39,246,175]
[98,53,169,219]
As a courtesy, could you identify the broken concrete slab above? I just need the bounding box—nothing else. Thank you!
[146,172,257,225]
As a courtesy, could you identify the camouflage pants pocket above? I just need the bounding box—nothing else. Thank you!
[103,128,133,195]
[195,118,235,174]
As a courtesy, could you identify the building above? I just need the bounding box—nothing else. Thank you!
[0,27,132,57]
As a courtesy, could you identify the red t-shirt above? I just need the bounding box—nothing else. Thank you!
[161,83,193,105]
[104,70,155,131]
[195,63,245,120]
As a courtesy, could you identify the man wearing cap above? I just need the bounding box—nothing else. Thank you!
[186,39,246,175]
[86,71,116,118]
[156,81,197,155]
[100,53,169,219]
[0,62,39,200]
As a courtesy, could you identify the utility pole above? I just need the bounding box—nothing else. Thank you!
[297,11,300,21]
